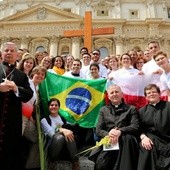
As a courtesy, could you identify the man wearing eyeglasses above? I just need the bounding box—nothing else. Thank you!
[137,84,170,170]
[90,49,107,78]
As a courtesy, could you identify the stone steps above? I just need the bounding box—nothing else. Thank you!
[49,156,95,170]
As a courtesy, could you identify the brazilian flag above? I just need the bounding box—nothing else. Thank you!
[39,72,106,128]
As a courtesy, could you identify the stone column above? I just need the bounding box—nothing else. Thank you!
[113,0,121,19]
[0,37,10,49]
[20,37,29,50]
[49,36,59,57]
[148,24,159,38]
[85,0,92,10]
[72,37,80,58]
[146,0,155,18]
[74,0,81,14]
[0,4,6,19]
[114,24,124,55]
[10,2,16,15]
[114,37,124,55]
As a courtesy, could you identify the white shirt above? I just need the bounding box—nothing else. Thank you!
[63,71,83,78]
[142,59,161,75]
[109,67,139,78]
[41,115,63,138]
[107,67,139,90]
[80,65,90,79]
[142,58,165,91]
[83,63,107,79]
[98,64,107,78]
[160,72,170,90]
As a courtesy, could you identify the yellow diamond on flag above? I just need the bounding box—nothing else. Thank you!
[51,81,105,121]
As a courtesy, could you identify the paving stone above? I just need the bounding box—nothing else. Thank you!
[49,156,95,170]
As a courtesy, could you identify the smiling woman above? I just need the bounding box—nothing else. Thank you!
[22,65,47,169]
[41,98,80,170]
[48,55,65,75]
[86,63,101,80]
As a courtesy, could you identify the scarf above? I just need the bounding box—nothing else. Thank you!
[52,66,65,75]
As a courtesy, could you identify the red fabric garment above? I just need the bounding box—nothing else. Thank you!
[22,103,34,118]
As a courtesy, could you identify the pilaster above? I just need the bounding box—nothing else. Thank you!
[49,36,59,57]
[20,37,30,50]
[71,37,80,59]
[114,36,124,55]
[146,0,156,18]
[0,37,10,49]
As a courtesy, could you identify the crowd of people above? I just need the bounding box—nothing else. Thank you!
[0,40,170,170]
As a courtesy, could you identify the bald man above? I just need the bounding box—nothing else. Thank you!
[89,85,140,170]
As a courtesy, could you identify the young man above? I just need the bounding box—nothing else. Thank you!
[63,58,83,78]
[80,53,91,79]
[142,41,161,75]
[153,51,170,100]
[80,47,88,59]
[91,49,107,78]
[138,84,170,170]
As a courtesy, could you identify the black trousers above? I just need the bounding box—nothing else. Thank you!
[49,133,78,162]
[95,134,139,170]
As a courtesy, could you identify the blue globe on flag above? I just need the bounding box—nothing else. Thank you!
[66,87,92,115]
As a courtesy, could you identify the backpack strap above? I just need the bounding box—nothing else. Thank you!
[45,116,52,126]
[44,113,66,126]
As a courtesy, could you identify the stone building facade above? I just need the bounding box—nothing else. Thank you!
[0,0,170,58]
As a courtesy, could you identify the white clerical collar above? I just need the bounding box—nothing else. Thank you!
[149,100,160,106]
[112,102,122,108]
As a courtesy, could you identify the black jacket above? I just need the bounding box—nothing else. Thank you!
[96,101,140,138]
[0,63,33,170]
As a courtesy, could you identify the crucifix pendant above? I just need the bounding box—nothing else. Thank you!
[2,66,15,82]
[3,78,8,82]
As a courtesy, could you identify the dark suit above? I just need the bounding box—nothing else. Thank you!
[138,100,170,170]
[0,63,33,170]
[89,101,140,170]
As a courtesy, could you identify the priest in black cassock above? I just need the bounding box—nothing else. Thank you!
[138,84,170,170]
[0,42,33,170]
[89,84,140,170]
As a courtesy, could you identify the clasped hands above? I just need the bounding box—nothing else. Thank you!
[0,79,17,92]
[108,128,121,145]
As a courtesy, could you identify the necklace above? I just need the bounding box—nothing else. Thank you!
[1,64,15,81]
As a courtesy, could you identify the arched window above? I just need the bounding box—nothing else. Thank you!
[61,46,69,55]
[36,46,45,52]
[99,47,108,59]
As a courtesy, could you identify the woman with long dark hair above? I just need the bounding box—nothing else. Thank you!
[41,98,80,170]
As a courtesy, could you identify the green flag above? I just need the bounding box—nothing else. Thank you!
[39,72,106,128]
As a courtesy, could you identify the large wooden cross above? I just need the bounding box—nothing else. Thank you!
[64,11,114,52]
